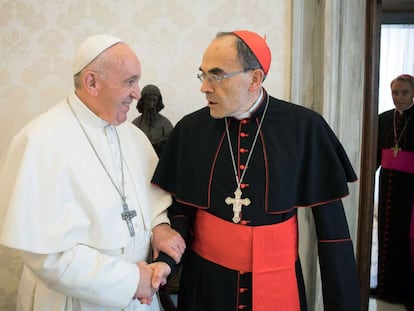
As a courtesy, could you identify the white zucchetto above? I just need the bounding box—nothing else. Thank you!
[72,34,122,75]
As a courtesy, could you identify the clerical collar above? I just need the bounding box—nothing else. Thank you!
[233,88,264,120]
[69,93,110,129]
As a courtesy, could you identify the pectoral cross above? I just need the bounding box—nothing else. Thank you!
[225,187,251,223]
[391,143,401,157]
[121,202,137,237]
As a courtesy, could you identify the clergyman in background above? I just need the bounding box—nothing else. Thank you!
[376,73,414,311]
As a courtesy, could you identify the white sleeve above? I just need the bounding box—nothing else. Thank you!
[20,244,139,308]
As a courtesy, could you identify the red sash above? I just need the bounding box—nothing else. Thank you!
[192,209,300,311]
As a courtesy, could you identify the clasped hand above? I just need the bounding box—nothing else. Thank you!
[134,223,185,304]
[135,261,171,305]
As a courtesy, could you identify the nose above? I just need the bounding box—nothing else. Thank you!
[200,80,213,93]
[131,84,141,100]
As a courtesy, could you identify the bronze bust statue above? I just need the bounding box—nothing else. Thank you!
[132,84,173,156]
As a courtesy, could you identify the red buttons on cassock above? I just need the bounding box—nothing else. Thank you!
[240,132,249,137]
[238,305,247,309]
[240,165,245,170]
[240,148,248,153]
[240,183,249,189]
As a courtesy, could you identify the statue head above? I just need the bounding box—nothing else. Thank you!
[136,84,165,113]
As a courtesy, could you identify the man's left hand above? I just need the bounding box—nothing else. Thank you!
[152,223,185,263]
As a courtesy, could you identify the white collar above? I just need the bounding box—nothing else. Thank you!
[233,88,263,120]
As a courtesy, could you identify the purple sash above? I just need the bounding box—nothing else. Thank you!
[381,149,414,174]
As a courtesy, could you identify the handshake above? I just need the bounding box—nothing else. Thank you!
[134,261,171,305]
[134,223,185,304]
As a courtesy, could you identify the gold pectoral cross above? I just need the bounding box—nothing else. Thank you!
[391,143,401,157]
[225,187,251,223]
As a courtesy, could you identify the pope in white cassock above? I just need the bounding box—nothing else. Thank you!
[0,35,185,311]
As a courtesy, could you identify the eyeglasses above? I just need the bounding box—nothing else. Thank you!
[197,69,251,85]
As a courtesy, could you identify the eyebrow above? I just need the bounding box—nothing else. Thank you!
[198,67,225,75]
[122,75,139,83]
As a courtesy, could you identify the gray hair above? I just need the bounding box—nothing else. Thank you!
[216,32,263,78]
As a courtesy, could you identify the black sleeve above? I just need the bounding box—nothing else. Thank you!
[311,200,361,311]
[154,198,195,275]
[167,198,196,244]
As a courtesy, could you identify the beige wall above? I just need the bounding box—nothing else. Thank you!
[0,0,292,156]
[0,0,370,309]
[0,0,292,309]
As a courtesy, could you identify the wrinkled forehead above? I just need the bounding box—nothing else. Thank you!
[201,35,241,72]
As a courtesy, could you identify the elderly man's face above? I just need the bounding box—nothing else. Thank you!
[198,35,254,119]
[391,80,414,112]
[92,44,142,125]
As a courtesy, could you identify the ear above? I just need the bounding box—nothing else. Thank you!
[248,69,264,91]
[83,71,100,96]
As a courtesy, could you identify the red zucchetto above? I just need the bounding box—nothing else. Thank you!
[232,30,271,75]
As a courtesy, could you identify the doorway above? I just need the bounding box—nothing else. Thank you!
[358,1,414,310]
[370,23,414,289]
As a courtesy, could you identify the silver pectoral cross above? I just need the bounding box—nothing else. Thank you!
[391,143,401,157]
[225,187,251,223]
[121,202,137,237]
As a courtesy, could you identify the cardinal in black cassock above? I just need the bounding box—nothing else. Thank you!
[153,30,360,311]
